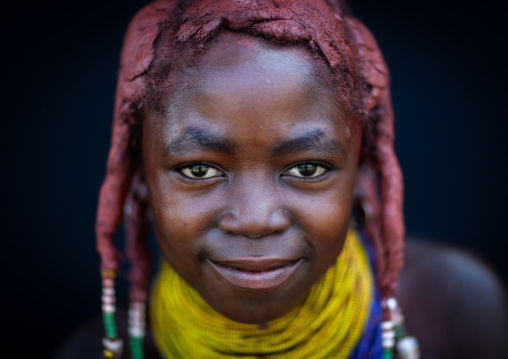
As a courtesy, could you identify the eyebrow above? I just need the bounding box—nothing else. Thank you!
[163,128,234,156]
[272,129,345,157]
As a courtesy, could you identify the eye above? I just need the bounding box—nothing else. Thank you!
[179,164,222,179]
[284,163,328,178]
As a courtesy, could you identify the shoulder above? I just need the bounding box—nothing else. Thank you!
[54,303,159,359]
[397,238,508,359]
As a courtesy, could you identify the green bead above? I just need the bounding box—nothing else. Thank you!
[383,349,393,359]
[105,322,117,330]
[130,337,144,359]
[130,344,142,351]
[102,312,115,321]
[102,315,115,327]
[105,324,117,338]
[103,319,115,326]
[130,348,143,358]
[130,339,142,348]
[394,324,408,339]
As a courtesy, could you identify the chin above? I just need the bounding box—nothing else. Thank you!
[202,285,309,324]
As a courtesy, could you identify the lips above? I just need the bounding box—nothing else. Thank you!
[207,258,303,290]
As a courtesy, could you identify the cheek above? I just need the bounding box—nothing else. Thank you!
[150,192,196,245]
[305,193,351,247]
[148,191,209,285]
[293,170,357,267]
[148,180,219,253]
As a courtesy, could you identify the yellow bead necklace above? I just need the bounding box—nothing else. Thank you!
[150,228,373,358]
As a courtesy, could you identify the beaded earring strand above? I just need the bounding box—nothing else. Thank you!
[381,298,420,359]
[101,270,123,359]
[101,244,147,359]
[123,178,151,359]
[101,241,148,359]
[381,300,395,359]
[389,298,420,359]
[128,301,146,359]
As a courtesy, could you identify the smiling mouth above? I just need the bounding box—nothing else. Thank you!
[207,258,303,290]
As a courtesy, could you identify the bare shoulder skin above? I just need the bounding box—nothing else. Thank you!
[55,240,508,359]
[397,239,508,359]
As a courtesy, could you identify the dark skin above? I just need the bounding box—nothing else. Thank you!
[56,34,508,358]
[142,33,359,324]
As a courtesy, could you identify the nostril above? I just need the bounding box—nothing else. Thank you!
[245,233,264,239]
[218,208,290,238]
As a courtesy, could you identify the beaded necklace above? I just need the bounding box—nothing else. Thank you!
[150,228,374,358]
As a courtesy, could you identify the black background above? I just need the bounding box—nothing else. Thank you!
[2,0,507,357]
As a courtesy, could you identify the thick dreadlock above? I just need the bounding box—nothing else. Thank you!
[96,0,404,356]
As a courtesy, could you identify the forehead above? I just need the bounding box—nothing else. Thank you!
[167,32,340,104]
[146,32,350,146]
[194,33,316,87]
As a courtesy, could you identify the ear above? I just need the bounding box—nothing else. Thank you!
[353,164,379,229]
[352,163,383,282]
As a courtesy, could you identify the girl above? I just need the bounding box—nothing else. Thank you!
[69,0,505,358]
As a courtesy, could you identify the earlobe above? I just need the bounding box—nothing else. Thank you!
[352,197,373,230]
[352,164,379,230]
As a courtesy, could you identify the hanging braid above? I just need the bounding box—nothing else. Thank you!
[344,16,405,299]
[95,2,178,357]
[95,0,405,356]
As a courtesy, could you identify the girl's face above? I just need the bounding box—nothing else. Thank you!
[142,33,360,324]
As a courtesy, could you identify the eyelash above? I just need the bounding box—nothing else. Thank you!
[282,162,331,180]
[175,163,225,181]
[175,162,331,181]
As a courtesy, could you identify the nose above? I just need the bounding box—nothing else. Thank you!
[218,177,290,238]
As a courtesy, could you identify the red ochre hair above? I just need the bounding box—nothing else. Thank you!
[96,0,404,310]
